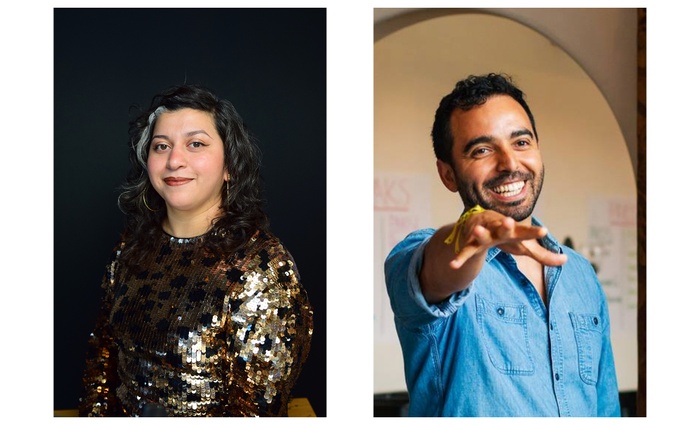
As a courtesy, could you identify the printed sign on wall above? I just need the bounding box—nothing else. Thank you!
[374,173,431,342]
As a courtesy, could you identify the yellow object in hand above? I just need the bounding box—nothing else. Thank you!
[443,205,485,253]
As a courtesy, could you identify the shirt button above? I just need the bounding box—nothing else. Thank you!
[497,308,504,315]
[555,373,560,381]
[593,317,599,325]
[550,323,554,330]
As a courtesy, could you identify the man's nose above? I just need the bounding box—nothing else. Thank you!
[496,148,519,172]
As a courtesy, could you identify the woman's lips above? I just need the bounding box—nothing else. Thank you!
[163,177,192,186]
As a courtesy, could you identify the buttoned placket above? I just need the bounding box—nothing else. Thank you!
[545,262,571,416]
[501,250,572,416]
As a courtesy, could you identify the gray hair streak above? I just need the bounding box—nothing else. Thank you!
[133,106,167,169]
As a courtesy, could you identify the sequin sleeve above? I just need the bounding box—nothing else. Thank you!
[78,243,126,416]
[221,235,313,416]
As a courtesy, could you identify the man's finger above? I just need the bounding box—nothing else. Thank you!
[450,225,491,269]
[527,244,568,266]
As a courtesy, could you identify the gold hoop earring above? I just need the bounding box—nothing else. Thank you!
[143,191,158,212]
[226,179,230,202]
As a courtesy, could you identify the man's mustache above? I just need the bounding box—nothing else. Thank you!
[484,171,533,188]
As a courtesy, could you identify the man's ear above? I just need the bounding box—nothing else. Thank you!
[436,159,459,193]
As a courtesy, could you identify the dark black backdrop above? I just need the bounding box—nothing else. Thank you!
[54,8,326,416]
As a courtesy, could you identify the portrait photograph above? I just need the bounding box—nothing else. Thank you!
[53,7,326,417]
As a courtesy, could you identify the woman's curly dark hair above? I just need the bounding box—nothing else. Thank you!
[117,84,269,263]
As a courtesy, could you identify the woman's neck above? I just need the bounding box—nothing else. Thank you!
[162,204,223,238]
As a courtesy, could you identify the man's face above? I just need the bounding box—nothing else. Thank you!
[437,95,544,222]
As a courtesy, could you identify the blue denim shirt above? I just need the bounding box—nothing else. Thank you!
[384,220,621,417]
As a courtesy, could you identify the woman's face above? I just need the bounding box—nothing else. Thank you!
[147,108,228,217]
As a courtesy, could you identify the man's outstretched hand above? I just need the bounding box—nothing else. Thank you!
[448,209,568,269]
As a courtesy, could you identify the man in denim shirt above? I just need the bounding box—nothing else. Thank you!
[384,74,620,416]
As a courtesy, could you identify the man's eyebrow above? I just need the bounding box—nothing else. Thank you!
[463,135,493,153]
[461,128,535,153]
[511,128,534,139]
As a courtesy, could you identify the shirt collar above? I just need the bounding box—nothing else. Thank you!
[485,216,563,262]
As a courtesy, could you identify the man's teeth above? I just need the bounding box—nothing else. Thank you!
[493,181,524,196]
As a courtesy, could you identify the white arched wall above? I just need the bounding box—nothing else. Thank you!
[374,11,638,394]
[375,8,639,176]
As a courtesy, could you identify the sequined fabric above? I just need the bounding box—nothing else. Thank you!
[78,230,313,417]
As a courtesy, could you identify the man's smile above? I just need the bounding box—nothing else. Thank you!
[491,181,525,197]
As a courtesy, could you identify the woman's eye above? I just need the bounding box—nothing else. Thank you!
[190,141,204,148]
[153,143,169,152]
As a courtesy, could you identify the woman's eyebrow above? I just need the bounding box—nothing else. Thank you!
[151,129,212,141]
[185,129,212,138]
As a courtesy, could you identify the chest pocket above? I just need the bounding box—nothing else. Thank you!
[476,295,534,375]
[569,312,604,385]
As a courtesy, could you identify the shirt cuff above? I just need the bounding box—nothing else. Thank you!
[406,234,472,320]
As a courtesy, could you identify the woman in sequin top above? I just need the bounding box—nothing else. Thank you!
[78,85,313,417]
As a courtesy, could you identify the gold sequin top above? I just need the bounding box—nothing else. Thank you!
[78,229,313,417]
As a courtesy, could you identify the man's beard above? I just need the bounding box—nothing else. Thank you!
[456,167,544,222]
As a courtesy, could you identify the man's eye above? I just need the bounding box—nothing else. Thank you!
[471,147,490,157]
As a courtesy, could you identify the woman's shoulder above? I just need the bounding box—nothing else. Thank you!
[235,230,302,283]
[241,229,292,260]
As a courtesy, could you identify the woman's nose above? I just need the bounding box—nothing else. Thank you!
[166,145,186,169]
